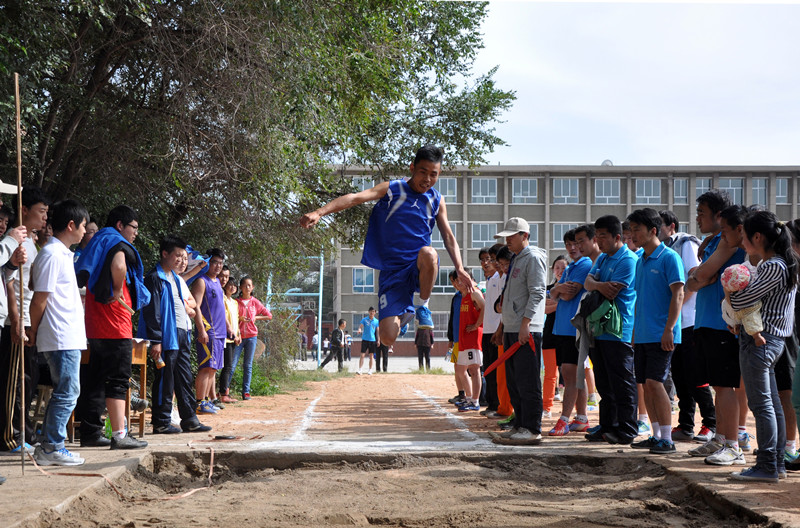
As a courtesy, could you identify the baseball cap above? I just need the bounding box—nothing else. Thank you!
[494,217,530,239]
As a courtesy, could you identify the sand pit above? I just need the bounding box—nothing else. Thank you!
[24,450,768,528]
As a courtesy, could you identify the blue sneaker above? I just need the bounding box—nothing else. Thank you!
[649,438,677,454]
[197,401,217,414]
[785,449,800,463]
[458,402,480,412]
[637,420,651,436]
[1,442,34,456]
[729,466,779,483]
[586,424,602,435]
[398,324,409,337]
[738,431,753,451]
[415,305,434,328]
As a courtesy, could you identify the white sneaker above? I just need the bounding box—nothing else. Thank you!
[505,428,542,445]
[367,370,373,375]
[705,445,746,466]
[542,410,552,419]
[688,439,724,457]
[357,370,362,375]
[33,446,85,466]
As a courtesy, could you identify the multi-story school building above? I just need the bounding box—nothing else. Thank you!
[332,165,800,354]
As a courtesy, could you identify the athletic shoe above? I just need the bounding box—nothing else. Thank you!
[181,422,213,433]
[153,424,182,434]
[637,420,651,436]
[458,403,480,412]
[498,427,519,439]
[0,442,35,456]
[448,394,464,404]
[499,428,542,445]
[586,424,602,435]
[415,305,434,328]
[549,418,570,436]
[197,401,217,414]
[542,410,552,419]
[209,401,222,412]
[367,370,374,375]
[110,435,148,450]
[553,390,562,403]
[688,439,724,458]
[33,446,84,466]
[650,439,677,454]
[454,399,471,408]
[398,324,409,338]
[602,431,632,445]
[705,446,746,466]
[585,428,605,442]
[693,426,714,443]
[243,393,252,400]
[486,411,506,419]
[568,416,590,432]
[738,432,753,451]
[498,413,514,425]
[785,449,800,464]
[729,466,779,483]
[631,436,659,450]
[130,396,149,412]
[499,421,514,431]
[779,469,787,480]
[671,427,695,442]
[80,436,111,447]
[212,399,226,410]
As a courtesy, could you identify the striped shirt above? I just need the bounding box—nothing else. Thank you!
[730,257,797,337]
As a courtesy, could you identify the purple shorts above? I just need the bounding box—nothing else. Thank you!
[198,337,224,370]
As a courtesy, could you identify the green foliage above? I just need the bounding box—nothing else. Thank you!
[1,0,514,285]
[408,367,449,375]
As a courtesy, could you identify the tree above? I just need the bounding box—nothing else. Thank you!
[0,0,514,284]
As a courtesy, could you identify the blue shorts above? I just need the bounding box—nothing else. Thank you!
[378,260,420,319]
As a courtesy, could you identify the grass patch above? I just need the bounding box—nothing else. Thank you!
[407,367,450,375]
[277,368,353,392]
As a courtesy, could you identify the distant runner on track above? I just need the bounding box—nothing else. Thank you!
[300,145,471,346]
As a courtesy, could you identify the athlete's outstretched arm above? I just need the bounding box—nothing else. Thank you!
[436,200,472,288]
[300,181,391,228]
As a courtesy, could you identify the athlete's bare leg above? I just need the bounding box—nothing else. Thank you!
[418,246,438,300]
[379,316,402,347]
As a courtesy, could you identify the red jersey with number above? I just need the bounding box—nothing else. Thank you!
[458,292,483,351]
[85,283,133,339]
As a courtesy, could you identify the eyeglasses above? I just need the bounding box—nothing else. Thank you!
[479,257,496,263]
[126,223,139,233]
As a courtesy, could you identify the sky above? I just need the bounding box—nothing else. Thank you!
[471,1,800,166]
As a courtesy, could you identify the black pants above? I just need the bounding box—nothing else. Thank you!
[417,346,431,370]
[75,338,132,440]
[375,344,389,372]
[320,347,343,371]
[0,325,38,449]
[671,326,716,432]
[482,333,499,411]
[590,340,638,441]
[152,330,201,429]
[503,332,543,435]
[219,341,237,395]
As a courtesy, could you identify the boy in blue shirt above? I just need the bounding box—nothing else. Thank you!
[627,209,685,454]
[357,307,379,375]
[584,215,639,445]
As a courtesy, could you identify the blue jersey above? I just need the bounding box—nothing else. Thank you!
[633,243,685,344]
[589,245,637,343]
[554,257,592,336]
[359,316,379,341]
[695,233,746,331]
[361,179,441,271]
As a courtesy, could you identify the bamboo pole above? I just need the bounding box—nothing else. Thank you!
[14,72,25,473]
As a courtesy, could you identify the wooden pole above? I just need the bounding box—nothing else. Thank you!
[14,72,25,473]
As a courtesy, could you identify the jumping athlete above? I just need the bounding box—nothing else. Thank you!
[300,145,471,346]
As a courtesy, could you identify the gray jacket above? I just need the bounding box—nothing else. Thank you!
[0,235,19,326]
[501,244,547,333]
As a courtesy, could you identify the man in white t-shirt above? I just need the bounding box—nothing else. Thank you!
[28,200,88,466]
[480,246,503,417]
[659,210,716,443]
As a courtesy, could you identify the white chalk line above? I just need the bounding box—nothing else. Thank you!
[289,384,326,441]
[407,385,490,445]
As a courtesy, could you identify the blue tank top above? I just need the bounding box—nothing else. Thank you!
[361,179,441,271]
[199,275,226,339]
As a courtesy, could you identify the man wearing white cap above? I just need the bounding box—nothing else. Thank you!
[491,217,547,445]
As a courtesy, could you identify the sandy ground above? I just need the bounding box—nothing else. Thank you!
[4,369,798,527]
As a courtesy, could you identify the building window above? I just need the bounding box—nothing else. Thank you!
[635,179,661,204]
[674,178,688,205]
[553,223,579,249]
[433,267,455,293]
[471,223,497,249]
[553,178,579,204]
[696,178,711,198]
[437,177,458,203]
[352,268,374,293]
[430,223,458,249]
[752,178,767,207]
[432,313,449,340]
[352,176,373,192]
[777,178,789,204]
[529,224,540,247]
[511,178,537,204]
[679,223,690,234]
[471,178,497,204]
[719,178,743,205]
[594,179,620,204]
